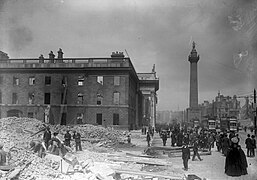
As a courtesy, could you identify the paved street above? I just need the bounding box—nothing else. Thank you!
[151,131,257,180]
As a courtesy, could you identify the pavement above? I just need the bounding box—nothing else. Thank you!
[151,130,257,180]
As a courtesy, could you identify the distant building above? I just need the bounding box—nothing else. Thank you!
[0,50,159,130]
[199,92,241,121]
[156,110,184,125]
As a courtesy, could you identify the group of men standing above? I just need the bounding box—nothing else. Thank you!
[36,127,83,157]
[245,134,256,157]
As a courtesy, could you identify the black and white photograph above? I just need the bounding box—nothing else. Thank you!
[0,0,257,179]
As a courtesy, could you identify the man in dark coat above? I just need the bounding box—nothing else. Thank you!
[177,131,183,147]
[43,126,51,150]
[245,134,252,157]
[161,131,167,146]
[251,135,256,157]
[225,137,243,177]
[64,130,72,147]
[222,134,230,156]
[192,139,202,161]
[73,131,82,151]
[171,131,176,146]
[146,132,151,147]
[182,143,190,171]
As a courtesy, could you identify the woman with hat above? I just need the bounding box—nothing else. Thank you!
[225,137,244,176]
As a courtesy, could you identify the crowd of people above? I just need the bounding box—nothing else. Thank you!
[146,126,256,177]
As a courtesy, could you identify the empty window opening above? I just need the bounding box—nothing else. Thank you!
[77,93,84,104]
[78,76,84,86]
[113,92,120,105]
[113,113,119,125]
[96,113,102,125]
[13,77,20,86]
[97,93,103,105]
[28,93,35,104]
[12,93,18,104]
[45,76,51,85]
[29,77,35,85]
[114,76,120,86]
[44,93,51,104]
[28,112,33,118]
[97,76,103,85]
[77,113,83,124]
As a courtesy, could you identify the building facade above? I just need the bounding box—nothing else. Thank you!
[0,50,159,130]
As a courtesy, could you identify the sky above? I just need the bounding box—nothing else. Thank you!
[0,0,257,111]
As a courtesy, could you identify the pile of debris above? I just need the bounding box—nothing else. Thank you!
[53,124,128,148]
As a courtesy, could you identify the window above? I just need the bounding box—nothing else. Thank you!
[0,92,2,104]
[114,76,120,86]
[96,113,102,125]
[12,93,18,104]
[77,93,83,104]
[0,76,3,85]
[45,76,51,85]
[77,113,83,124]
[28,112,33,118]
[44,93,50,104]
[97,93,102,105]
[29,76,35,85]
[97,76,103,85]
[113,113,119,125]
[62,76,67,86]
[78,76,84,86]
[28,93,35,104]
[13,77,19,86]
[113,92,120,105]
[61,93,67,104]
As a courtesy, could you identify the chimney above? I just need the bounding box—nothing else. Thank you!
[111,51,125,62]
[57,48,64,63]
[0,51,9,63]
[49,51,55,63]
[39,54,44,63]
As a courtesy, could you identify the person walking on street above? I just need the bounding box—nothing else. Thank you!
[73,131,82,151]
[161,131,167,146]
[43,126,51,150]
[251,135,256,157]
[64,130,72,147]
[245,134,252,157]
[171,131,176,146]
[223,134,230,156]
[182,143,190,171]
[192,140,202,161]
[146,131,151,147]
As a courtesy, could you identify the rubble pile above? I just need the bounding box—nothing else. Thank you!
[53,124,128,148]
[0,117,45,151]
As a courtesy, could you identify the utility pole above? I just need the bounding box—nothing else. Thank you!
[254,89,257,135]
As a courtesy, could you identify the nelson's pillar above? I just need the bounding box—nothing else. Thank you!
[187,42,201,127]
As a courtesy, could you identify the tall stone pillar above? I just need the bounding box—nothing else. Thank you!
[188,41,199,108]
[187,42,201,127]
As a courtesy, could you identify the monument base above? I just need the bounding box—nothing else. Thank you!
[186,108,201,128]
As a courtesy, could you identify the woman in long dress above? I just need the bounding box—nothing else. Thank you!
[225,137,243,177]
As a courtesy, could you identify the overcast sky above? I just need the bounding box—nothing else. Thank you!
[0,0,256,111]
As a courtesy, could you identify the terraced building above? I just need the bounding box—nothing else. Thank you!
[0,50,159,130]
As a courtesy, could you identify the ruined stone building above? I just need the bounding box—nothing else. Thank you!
[0,50,159,130]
